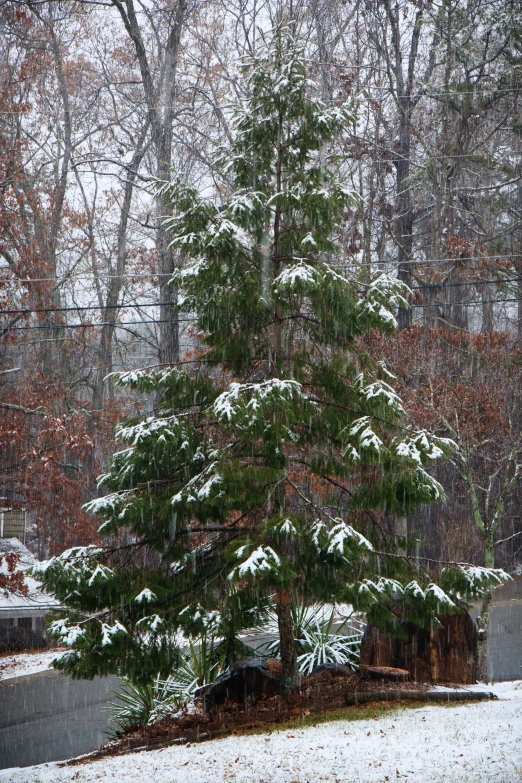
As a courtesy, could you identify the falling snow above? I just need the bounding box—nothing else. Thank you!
[1,682,520,782]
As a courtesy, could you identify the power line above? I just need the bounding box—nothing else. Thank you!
[3,297,522,333]
[2,254,522,286]
[338,253,522,268]
[411,297,522,308]
[4,274,522,320]
[0,302,163,316]
[359,86,521,99]
[0,272,173,284]
[0,87,516,115]
[415,277,522,289]
[4,317,198,332]
[3,275,522,319]
[120,87,522,108]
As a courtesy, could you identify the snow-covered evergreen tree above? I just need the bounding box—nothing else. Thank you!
[36,29,509,692]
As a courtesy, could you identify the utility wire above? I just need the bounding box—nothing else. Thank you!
[3,318,198,331]
[3,298,522,333]
[338,253,522,267]
[0,84,519,115]
[3,276,522,318]
[414,277,522,289]
[3,277,522,319]
[0,272,173,283]
[2,254,522,286]
[409,297,522,308]
[90,87,522,107]
[0,302,163,316]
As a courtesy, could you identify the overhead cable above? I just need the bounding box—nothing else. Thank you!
[2,253,522,286]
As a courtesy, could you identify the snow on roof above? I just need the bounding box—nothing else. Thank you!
[0,537,34,566]
[0,538,60,612]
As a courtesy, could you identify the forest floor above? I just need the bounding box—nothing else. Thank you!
[1,680,520,783]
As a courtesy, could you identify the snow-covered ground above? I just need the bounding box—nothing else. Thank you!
[1,681,520,783]
[0,649,63,680]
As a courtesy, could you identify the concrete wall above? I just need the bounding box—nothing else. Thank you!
[471,578,522,682]
[0,669,122,769]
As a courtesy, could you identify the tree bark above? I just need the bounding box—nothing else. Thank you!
[155,0,186,366]
[269,86,299,694]
[111,0,186,366]
[476,589,493,683]
[476,531,495,682]
[93,130,149,412]
[276,590,300,695]
[395,516,408,555]
[383,1,425,330]
[30,7,73,374]
[516,180,522,338]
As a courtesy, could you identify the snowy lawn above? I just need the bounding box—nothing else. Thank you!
[1,682,520,783]
[0,649,64,680]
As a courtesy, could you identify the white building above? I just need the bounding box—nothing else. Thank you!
[0,537,59,644]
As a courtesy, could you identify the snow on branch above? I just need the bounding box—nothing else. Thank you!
[100,621,128,647]
[116,415,181,447]
[356,274,410,331]
[273,261,320,291]
[229,545,281,580]
[134,588,157,603]
[440,564,511,598]
[33,545,105,577]
[213,379,304,423]
[87,564,115,588]
[354,373,404,414]
[48,619,85,647]
[171,461,223,507]
[327,520,374,555]
[348,417,384,455]
[310,518,373,556]
[393,432,456,464]
[355,578,404,602]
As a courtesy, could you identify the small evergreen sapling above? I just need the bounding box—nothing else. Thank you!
[36,29,510,693]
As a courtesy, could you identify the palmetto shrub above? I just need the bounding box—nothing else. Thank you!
[258,603,365,674]
[107,637,217,737]
[107,630,258,736]
[108,603,364,736]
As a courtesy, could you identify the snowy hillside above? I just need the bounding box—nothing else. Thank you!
[1,682,520,783]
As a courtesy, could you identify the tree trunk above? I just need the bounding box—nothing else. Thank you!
[481,282,494,334]
[111,0,186,366]
[429,625,440,683]
[395,103,413,331]
[476,532,495,682]
[158,222,180,366]
[476,590,493,683]
[93,130,149,412]
[270,90,298,694]
[395,516,408,555]
[382,1,426,330]
[155,0,185,367]
[276,590,299,695]
[512,181,522,340]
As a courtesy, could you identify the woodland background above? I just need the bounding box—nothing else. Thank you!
[1,0,521,576]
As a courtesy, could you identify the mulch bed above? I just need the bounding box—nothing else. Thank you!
[68,668,435,765]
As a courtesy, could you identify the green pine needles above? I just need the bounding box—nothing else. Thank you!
[36,29,510,694]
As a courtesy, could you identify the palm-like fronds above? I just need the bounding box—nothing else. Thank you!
[106,676,184,738]
[258,602,365,674]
